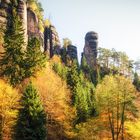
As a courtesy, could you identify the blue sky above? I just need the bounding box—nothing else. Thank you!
[39,0,140,61]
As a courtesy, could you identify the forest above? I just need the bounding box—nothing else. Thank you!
[0,0,140,140]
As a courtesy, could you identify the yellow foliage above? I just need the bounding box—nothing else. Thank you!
[31,64,76,139]
[44,19,51,27]
[50,55,62,64]
[125,120,140,140]
[29,2,37,11]
[95,75,136,139]
[0,79,20,140]
[76,118,111,140]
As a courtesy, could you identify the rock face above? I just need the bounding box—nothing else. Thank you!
[27,8,44,50]
[0,0,44,49]
[67,45,78,60]
[60,45,78,66]
[83,31,98,68]
[27,9,39,37]
[44,25,60,58]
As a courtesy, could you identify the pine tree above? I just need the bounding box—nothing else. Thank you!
[81,53,90,74]
[15,82,47,140]
[67,61,79,104]
[24,37,46,78]
[0,3,25,86]
[133,72,140,91]
[67,61,95,123]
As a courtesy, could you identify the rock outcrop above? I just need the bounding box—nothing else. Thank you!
[67,45,77,60]
[60,44,78,66]
[83,31,98,68]
[27,8,44,49]
[44,25,60,58]
[0,1,77,62]
[0,0,44,49]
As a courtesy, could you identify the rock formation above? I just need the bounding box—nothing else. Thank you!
[83,31,98,68]
[0,0,44,49]
[60,44,78,66]
[44,25,60,58]
[0,1,78,62]
[27,8,44,50]
[67,45,77,60]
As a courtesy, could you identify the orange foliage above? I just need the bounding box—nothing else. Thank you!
[31,63,76,139]
[50,55,62,64]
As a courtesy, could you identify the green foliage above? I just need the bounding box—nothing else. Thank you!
[95,75,137,140]
[52,62,68,80]
[76,118,103,140]
[61,47,67,64]
[133,72,140,91]
[0,5,25,86]
[81,53,90,74]
[75,73,95,123]
[67,61,95,123]
[15,82,47,140]
[97,47,133,78]
[24,37,46,78]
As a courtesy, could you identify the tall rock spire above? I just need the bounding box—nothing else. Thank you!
[83,31,98,68]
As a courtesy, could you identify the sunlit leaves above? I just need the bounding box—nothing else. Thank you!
[0,79,19,139]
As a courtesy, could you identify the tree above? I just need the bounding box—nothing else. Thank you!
[67,61,95,123]
[24,37,46,78]
[75,72,95,123]
[63,38,72,48]
[81,53,90,75]
[15,82,47,140]
[0,3,25,86]
[95,75,137,140]
[32,65,76,139]
[67,61,80,104]
[0,79,19,140]
[133,72,140,91]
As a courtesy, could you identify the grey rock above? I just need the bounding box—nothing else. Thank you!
[83,31,98,68]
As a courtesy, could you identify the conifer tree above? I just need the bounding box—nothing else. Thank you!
[133,72,140,91]
[67,61,95,123]
[0,2,25,86]
[15,82,47,140]
[24,37,46,77]
[67,61,79,104]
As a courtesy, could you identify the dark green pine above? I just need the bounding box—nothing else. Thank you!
[15,82,47,140]
[0,3,25,86]
[24,37,46,78]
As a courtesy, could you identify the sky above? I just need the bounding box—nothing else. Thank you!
[39,0,140,61]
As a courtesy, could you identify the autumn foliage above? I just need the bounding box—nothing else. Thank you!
[32,62,76,139]
[0,79,20,140]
